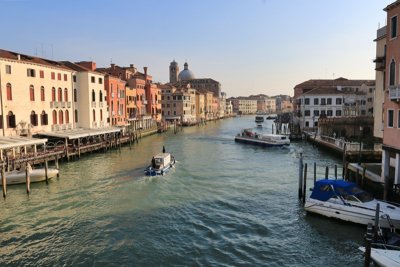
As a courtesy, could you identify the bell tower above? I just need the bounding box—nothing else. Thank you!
[169,60,179,83]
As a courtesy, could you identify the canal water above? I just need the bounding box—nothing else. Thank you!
[0,116,366,266]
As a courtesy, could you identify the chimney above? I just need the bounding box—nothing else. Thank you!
[17,54,21,60]
[144,67,148,76]
[76,61,96,71]
[111,63,115,69]
[130,64,134,68]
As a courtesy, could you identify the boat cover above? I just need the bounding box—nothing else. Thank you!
[310,179,361,201]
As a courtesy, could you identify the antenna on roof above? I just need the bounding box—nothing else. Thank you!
[110,58,113,64]
[51,44,53,59]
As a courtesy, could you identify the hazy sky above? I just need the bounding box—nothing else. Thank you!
[0,0,391,97]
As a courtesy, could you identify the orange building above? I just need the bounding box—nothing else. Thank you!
[104,75,126,126]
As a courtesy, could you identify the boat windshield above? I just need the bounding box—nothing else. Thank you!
[335,185,374,203]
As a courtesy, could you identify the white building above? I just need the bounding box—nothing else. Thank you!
[298,86,368,130]
[0,49,74,136]
[231,98,257,114]
[62,61,109,129]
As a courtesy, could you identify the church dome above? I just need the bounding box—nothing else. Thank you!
[178,62,195,81]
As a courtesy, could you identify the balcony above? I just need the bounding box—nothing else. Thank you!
[61,101,66,108]
[51,124,59,131]
[92,121,98,128]
[389,86,400,101]
[61,124,67,130]
[143,100,147,104]
[68,123,72,129]
[67,101,71,108]
[100,121,104,127]
[374,56,386,71]
[50,101,59,108]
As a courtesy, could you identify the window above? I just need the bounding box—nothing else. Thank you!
[304,98,310,105]
[314,98,319,105]
[313,110,320,116]
[40,111,48,125]
[390,59,396,86]
[52,87,56,101]
[93,109,96,121]
[391,16,398,39]
[304,110,310,116]
[305,121,309,127]
[100,110,103,121]
[327,110,333,116]
[64,88,68,101]
[92,90,95,102]
[99,91,103,102]
[65,110,69,124]
[5,65,11,74]
[327,98,332,105]
[29,85,35,101]
[52,110,57,125]
[336,110,342,116]
[40,86,45,101]
[398,110,400,129]
[7,111,16,128]
[57,73,61,80]
[73,75,77,82]
[40,70,44,78]
[0,115,3,129]
[99,78,103,84]
[64,74,68,81]
[59,110,64,124]
[336,98,342,105]
[321,110,326,116]
[74,89,77,102]
[30,111,38,126]
[27,68,36,77]
[388,109,394,128]
[321,98,326,105]
[91,76,95,83]
[58,88,62,101]
[6,83,12,100]
[51,72,55,80]
[75,109,78,123]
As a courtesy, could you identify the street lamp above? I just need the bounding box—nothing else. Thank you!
[358,125,363,166]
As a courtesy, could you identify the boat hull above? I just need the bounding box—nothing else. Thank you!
[234,136,289,147]
[0,169,59,185]
[305,199,400,229]
[359,247,400,267]
[145,159,176,176]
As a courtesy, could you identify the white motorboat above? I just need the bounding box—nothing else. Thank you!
[359,246,400,267]
[0,164,59,185]
[144,153,176,176]
[255,116,264,127]
[234,129,290,147]
[305,179,400,229]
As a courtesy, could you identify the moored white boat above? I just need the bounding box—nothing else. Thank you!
[234,129,290,147]
[305,179,400,229]
[0,165,59,185]
[144,153,176,176]
[359,246,400,267]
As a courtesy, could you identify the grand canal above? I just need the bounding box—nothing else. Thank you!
[0,116,366,266]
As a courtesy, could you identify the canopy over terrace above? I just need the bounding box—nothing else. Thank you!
[36,127,122,140]
[0,136,48,160]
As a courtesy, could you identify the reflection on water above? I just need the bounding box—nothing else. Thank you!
[0,116,364,266]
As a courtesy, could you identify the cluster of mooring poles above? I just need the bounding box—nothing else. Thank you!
[1,156,59,198]
[298,152,345,205]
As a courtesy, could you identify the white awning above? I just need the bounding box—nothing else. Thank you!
[36,127,121,140]
[0,136,47,150]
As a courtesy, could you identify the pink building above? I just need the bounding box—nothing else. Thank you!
[382,1,400,184]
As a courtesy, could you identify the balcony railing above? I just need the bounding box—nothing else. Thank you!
[50,101,59,108]
[92,121,97,128]
[389,86,400,101]
[51,124,59,131]
[61,101,66,108]
[374,56,386,71]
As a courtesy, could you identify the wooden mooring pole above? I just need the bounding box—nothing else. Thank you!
[45,160,49,184]
[302,163,308,205]
[313,162,316,183]
[2,164,6,198]
[334,165,337,180]
[364,223,373,267]
[325,166,329,179]
[298,153,303,200]
[25,162,30,194]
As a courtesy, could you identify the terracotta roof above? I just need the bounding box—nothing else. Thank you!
[294,78,375,89]
[384,0,400,11]
[302,86,366,96]
[60,61,104,75]
[0,49,72,71]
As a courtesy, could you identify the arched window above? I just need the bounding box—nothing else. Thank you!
[40,86,45,101]
[58,87,62,101]
[92,109,96,121]
[74,88,77,102]
[52,87,56,101]
[65,110,69,124]
[30,111,38,126]
[390,59,396,86]
[6,83,12,100]
[75,109,78,123]
[92,89,95,102]
[99,90,103,102]
[52,110,57,125]
[40,111,48,125]
[59,110,64,124]
[7,111,16,128]
[100,109,103,121]
[29,85,35,101]
[64,88,68,101]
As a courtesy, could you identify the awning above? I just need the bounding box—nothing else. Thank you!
[0,136,47,150]
[36,127,121,140]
